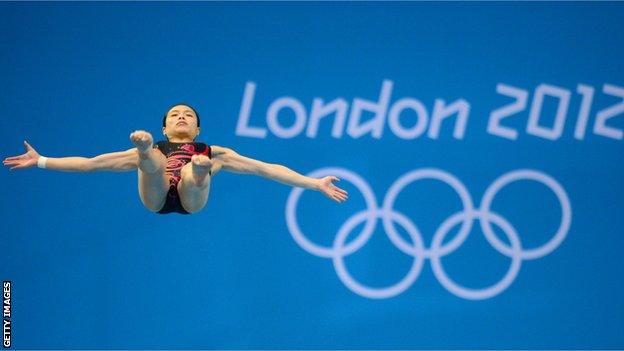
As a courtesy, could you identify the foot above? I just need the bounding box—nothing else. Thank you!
[190,154,213,187]
[130,130,153,158]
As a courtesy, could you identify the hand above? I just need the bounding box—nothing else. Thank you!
[317,176,349,203]
[130,130,153,153]
[3,141,42,170]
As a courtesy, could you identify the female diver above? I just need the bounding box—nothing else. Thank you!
[2,103,349,214]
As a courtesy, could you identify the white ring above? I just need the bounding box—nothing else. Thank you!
[430,211,523,300]
[333,210,426,299]
[381,168,475,258]
[285,167,378,258]
[480,169,572,260]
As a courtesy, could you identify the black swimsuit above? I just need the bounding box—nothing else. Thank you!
[154,141,212,215]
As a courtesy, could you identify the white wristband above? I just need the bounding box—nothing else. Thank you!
[37,156,48,169]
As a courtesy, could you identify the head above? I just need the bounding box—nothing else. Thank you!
[162,103,201,142]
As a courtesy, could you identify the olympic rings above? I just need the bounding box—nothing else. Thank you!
[285,167,572,300]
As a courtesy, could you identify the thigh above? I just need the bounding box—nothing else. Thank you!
[137,153,170,212]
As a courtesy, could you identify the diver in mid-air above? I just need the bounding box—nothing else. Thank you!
[3,103,349,214]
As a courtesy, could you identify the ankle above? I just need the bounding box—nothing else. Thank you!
[182,168,209,188]
[138,148,153,160]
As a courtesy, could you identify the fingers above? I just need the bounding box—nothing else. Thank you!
[334,195,346,203]
[23,140,34,151]
[329,183,348,196]
[335,189,348,201]
[3,154,26,161]
[3,158,24,166]
[330,189,348,203]
[337,192,348,202]
[8,161,28,170]
[322,188,347,203]
[4,159,29,169]
[334,187,348,196]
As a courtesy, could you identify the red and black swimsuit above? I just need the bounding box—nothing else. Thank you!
[154,141,212,215]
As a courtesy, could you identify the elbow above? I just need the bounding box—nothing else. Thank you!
[257,163,276,177]
[82,158,96,172]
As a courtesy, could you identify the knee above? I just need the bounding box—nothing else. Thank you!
[183,206,202,214]
[141,197,166,213]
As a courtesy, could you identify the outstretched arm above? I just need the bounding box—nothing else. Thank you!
[210,145,348,203]
[3,140,139,172]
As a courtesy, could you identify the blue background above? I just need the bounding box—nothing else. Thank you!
[1,2,623,349]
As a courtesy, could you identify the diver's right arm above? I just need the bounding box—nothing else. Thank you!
[3,141,139,172]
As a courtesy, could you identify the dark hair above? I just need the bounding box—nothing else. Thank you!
[162,103,201,127]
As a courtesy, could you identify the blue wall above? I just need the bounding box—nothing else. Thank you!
[1,2,623,349]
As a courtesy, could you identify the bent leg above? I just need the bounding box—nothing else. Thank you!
[178,154,213,213]
[137,149,169,212]
[131,131,169,212]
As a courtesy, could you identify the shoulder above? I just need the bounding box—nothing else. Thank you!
[154,140,167,149]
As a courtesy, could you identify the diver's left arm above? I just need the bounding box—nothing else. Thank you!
[210,145,348,203]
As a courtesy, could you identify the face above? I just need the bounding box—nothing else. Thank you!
[162,104,200,141]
